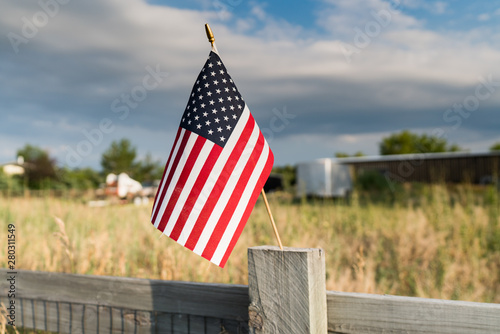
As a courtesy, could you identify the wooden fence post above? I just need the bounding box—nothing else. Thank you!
[248,246,327,334]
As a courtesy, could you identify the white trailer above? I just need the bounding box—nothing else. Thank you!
[296,159,352,198]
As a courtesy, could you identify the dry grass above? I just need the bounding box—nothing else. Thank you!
[0,184,499,304]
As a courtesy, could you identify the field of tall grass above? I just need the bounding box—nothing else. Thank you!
[1,184,499,304]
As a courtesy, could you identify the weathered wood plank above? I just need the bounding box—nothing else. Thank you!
[0,268,248,322]
[248,246,328,334]
[327,291,500,334]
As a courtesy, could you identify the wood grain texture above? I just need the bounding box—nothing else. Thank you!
[0,268,249,333]
[248,246,328,334]
[327,291,500,334]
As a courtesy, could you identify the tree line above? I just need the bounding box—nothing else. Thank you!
[1,131,500,191]
[0,139,163,191]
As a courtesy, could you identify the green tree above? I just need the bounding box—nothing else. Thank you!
[490,142,500,151]
[61,167,101,189]
[380,130,461,155]
[16,144,58,189]
[135,153,163,182]
[335,151,365,158]
[101,139,137,176]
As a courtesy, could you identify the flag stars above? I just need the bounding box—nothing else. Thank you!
[180,52,244,148]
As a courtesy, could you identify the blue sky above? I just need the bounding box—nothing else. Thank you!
[1,0,500,169]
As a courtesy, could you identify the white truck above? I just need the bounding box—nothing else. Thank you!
[296,159,352,198]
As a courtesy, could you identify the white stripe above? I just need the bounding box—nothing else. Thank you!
[211,142,271,265]
[152,128,186,226]
[154,132,198,229]
[176,106,251,245]
[192,117,261,256]
[163,140,214,236]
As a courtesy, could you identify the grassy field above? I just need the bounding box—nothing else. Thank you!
[0,184,499,307]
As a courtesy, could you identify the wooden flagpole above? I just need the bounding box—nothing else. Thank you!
[204,23,283,250]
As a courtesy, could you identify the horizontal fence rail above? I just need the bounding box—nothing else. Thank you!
[0,268,249,333]
[327,291,500,334]
[2,259,500,333]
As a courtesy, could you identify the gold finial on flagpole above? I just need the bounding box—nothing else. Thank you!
[205,23,215,46]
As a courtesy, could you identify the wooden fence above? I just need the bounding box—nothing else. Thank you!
[1,246,500,333]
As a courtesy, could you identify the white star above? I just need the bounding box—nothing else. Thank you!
[191,93,195,97]
[203,112,208,117]
[211,71,216,76]
[192,107,197,112]
[216,89,221,94]
[224,116,229,121]
[220,136,226,142]
[235,96,240,101]
[208,129,213,135]
[208,62,213,68]
[200,103,206,108]
[206,120,211,126]
[207,91,212,96]
[221,107,226,112]
[217,127,222,132]
[224,87,229,92]
[217,61,222,65]
[196,80,200,84]
[227,96,232,101]
[197,87,201,92]
[213,80,219,85]
[218,98,224,103]
[194,115,200,120]
[197,124,202,129]
[222,78,227,83]
[219,70,225,75]
[204,83,209,88]
[226,125,232,130]
[198,95,203,100]
[202,75,207,80]
[215,118,220,123]
[229,105,235,110]
[188,120,191,125]
[212,109,218,114]
[238,104,242,109]
[187,112,191,117]
[232,114,237,119]
[209,100,215,105]
[232,87,236,91]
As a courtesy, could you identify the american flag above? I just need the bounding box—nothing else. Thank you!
[151,50,274,267]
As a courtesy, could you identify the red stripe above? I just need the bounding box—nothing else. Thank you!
[201,132,266,260]
[151,128,181,222]
[152,131,190,230]
[156,135,206,233]
[219,148,274,267]
[169,144,223,241]
[184,118,256,251]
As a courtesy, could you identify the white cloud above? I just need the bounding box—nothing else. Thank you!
[1,0,500,167]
